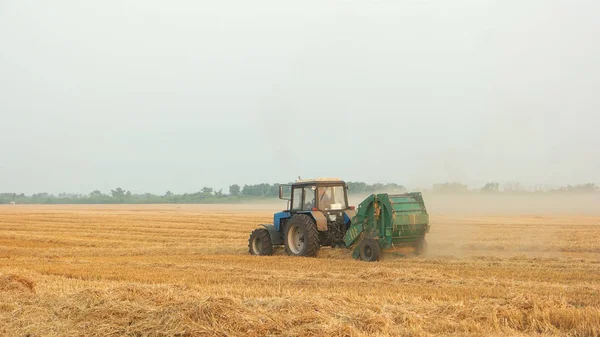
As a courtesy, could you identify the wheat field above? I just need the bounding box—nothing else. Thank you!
[1,201,600,337]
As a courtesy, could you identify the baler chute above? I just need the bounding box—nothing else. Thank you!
[344,193,430,261]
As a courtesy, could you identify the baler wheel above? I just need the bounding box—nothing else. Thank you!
[248,228,273,256]
[359,239,381,262]
[283,214,320,257]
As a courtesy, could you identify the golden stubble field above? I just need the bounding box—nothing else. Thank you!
[1,196,600,337]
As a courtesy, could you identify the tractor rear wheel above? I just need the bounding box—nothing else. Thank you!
[248,228,273,256]
[283,214,320,257]
[359,239,381,262]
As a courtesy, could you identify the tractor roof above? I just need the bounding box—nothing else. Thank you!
[293,178,345,185]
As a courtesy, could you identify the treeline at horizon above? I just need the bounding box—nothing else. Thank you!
[1,181,598,205]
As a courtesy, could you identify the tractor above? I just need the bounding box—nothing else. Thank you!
[247,178,430,261]
[248,178,354,257]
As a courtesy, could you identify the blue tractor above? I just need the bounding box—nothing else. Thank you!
[248,178,356,257]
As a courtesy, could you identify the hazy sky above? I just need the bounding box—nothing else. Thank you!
[1,1,599,194]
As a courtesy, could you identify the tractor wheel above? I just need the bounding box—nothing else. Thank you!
[283,214,320,257]
[359,239,381,262]
[248,228,273,256]
[415,238,428,255]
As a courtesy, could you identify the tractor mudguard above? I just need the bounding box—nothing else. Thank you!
[287,211,327,231]
[261,224,283,245]
[343,209,355,225]
[310,211,328,231]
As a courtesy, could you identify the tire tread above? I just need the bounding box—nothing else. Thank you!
[284,214,320,257]
[248,228,273,256]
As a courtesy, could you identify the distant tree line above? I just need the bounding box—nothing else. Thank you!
[429,182,599,194]
[0,181,597,204]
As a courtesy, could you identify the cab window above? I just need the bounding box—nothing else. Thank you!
[302,186,316,210]
[317,185,347,210]
[291,188,302,210]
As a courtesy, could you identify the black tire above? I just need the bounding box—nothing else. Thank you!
[359,239,381,262]
[415,238,428,255]
[248,228,273,256]
[283,214,320,257]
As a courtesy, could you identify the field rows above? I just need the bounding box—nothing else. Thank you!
[1,205,599,336]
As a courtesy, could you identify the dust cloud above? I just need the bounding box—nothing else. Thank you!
[417,193,600,259]
[350,193,600,216]
[349,192,600,259]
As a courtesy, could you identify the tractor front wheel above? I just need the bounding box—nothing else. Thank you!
[359,239,381,262]
[248,228,273,256]
[283,214,320,257]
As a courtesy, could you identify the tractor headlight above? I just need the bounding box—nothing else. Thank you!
[328,214,337,221]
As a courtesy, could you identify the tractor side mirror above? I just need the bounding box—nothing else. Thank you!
[279,184,291,200]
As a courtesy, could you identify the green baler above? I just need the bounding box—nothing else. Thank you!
[344,192,430,261]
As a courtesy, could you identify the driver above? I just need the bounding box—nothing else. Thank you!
[318,187,332,209]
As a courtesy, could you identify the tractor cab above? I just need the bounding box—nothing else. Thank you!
[278,178,350,213]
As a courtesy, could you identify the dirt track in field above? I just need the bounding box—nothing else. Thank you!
[1,198,599,336]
